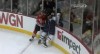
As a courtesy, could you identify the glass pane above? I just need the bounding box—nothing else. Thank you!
[98,16,100,32]
[0,0,4,11]
[28,0,41,16]
[12,0,19,13]
[93,0,100,54]
[3,0,11,12]
[98,1,100,32]
[57,0,70,30]
[82,0,95,49]
[94,0,99,35]
[70,0,83,38]
[18,0,27,15]
[94,34,100,54]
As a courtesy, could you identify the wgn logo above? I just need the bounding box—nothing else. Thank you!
[71,3,87,8]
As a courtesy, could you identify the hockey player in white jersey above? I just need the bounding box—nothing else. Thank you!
[38,14,56,47]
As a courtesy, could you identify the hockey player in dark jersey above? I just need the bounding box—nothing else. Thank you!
[29,11,47,41]
[38,14,56,47]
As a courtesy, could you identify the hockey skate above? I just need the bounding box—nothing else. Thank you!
[38,39,41,44]
[43,38,48,48]
[29,38,34,41]
[29,36,34,41]
[43,42,48,48]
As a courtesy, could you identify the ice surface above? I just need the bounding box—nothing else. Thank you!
[0,29,63,54]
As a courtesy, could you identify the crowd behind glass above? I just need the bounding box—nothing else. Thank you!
[0,0,100,53]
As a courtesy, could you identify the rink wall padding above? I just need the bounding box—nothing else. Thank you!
[0,11,91,54]
[0,24,32,36]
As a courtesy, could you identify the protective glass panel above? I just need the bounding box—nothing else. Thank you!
[18,0,27,15]
[12,0,19,13]
[0,0,4,11]
[28,0,41,15]
[94,0,99,35]
[57,0,70,30]
[94,0,100,54]
[70,0,83,38]
[98,1,100,33]
[82,0,95,49]
[2,0,11,12]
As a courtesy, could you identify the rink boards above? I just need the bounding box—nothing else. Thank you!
[0,11,91,54]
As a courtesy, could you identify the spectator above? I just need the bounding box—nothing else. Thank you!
[82,8,93,34]
[44,0,55,16]
[56,13,63,27]
[70,11,76,32]
[32,0,55,16]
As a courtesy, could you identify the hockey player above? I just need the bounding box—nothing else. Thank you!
[29,11,47,41]
[38,14,56,47]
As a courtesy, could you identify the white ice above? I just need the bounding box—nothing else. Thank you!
[0,29,63,54]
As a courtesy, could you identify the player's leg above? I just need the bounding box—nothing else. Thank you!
[36,27,44,38]
[38,32,48,47]
[29,24,40,41]
[43,35,48,48]
[42,34,54,47]
[38,32,47,44]
[47,34,54,46]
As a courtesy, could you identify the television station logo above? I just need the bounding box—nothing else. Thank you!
[71,3,87,8]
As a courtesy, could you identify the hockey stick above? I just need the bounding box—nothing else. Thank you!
[47,35,51,40]
[20,41,33,54]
